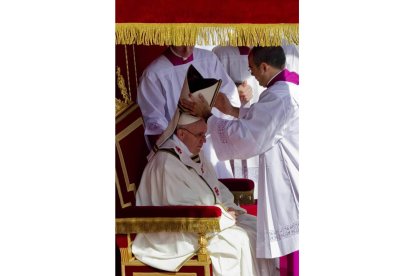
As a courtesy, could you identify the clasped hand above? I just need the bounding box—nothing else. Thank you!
[238,81,253,104]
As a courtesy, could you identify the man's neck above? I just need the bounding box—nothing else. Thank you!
[170,47,190,60]
[266,69,283,87]
[164,47,194,66]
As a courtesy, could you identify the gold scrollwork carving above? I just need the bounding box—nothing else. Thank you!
[116,66,133,115]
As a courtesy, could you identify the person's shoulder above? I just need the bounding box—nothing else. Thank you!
[212,46,238,56]
[148,150,168,166]
[192,48,222,67]
[265,83,298,104]
[143,55,172,74]
[193,47,216,58]
[146,149,177,172]
[155,145,184,162]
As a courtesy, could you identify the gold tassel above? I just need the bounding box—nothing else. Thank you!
[116,217,221,234]
[116,23,298,46]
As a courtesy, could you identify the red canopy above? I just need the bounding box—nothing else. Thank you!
[115,0,299,46]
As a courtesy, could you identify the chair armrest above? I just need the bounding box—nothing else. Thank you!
[116,205,222,262]
[219,178,255,205]
[219,178,254,191]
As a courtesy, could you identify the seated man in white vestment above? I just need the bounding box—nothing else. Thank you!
[181,46,299,262]
[137,45,247,178]
[132,67,278,276]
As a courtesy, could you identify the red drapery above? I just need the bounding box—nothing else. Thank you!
[115,0,299,46]
[116,0,298,24]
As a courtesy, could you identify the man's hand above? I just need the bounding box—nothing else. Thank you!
[214,92,239,118]
[238,81,253,105]
[180,94,212,120]
[227,207,238,220]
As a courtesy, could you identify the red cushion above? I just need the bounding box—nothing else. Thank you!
[241,203,257,216]
[219,178,254,191]
[117,205,222,218]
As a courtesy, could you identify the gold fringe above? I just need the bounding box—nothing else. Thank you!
[116,217,221,234]
[116,23,298,46]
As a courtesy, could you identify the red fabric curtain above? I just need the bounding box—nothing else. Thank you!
[116,0,298,24]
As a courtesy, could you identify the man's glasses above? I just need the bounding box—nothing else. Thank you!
[179,128,206,139]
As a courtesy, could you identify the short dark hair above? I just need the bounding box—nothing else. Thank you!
[249,46,286,70]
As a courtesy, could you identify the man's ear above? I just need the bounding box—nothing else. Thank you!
[176,128,184,140]
[260,62,269,73]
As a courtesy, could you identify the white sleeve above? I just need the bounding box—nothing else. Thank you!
[137,71,169,135]
[208,93,288,160]
[215,204,236,230]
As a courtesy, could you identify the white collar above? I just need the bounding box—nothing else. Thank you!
[266,70,282,86]
[170,47,190,61]
[172,134,193,156]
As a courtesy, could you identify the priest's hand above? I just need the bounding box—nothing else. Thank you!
[238,81,253,105]
[180,94,212,120]
[214,92,240,118]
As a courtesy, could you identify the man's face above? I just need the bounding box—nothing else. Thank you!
[171,46,194,58]
[248,54,265,86]
[177,119,207,155]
